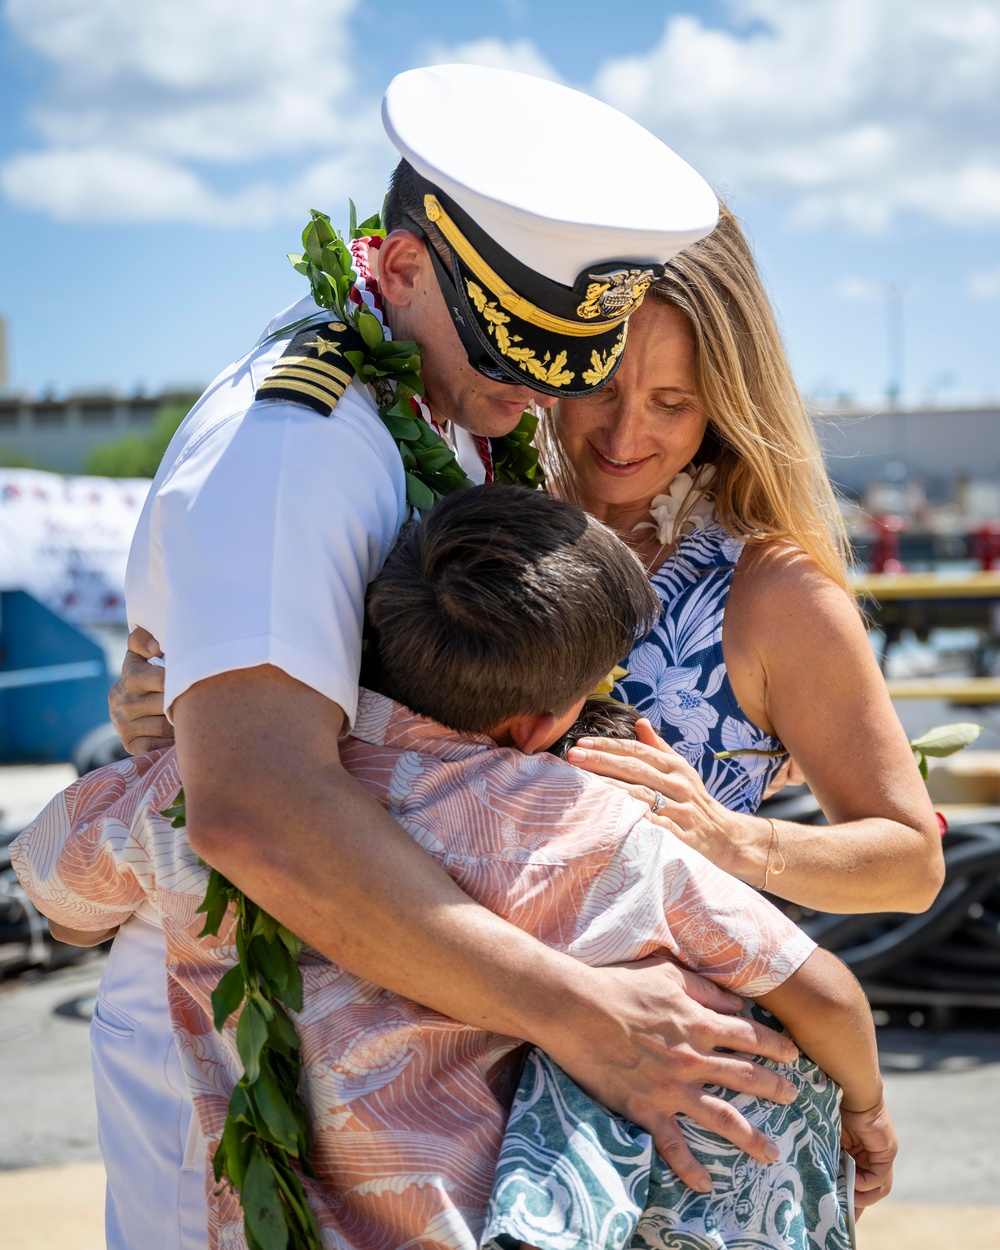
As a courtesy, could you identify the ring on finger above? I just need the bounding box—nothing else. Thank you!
[651,791,668,813]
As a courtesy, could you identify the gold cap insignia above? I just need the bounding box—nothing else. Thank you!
[576,269,658,321]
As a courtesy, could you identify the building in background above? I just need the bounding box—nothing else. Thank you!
[0,392,192,474]
[817,403,1000,510]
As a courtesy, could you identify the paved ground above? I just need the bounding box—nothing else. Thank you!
[0,958,104,1170]
[1,952,998,1247]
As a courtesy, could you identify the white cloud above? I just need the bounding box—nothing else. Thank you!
[0,0,394,224]
[6,0,359,161]
[587,0,1000,231]
[421,37,562,83]
[835,276,885,303]
[6,0,1000,233]
[0,145,387,227]
[1,149,223,223]
[969,267,1000,300]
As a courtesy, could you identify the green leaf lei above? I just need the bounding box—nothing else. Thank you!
[162,792,321,1250]
[283,202,544,508]
[168,204,547,1248]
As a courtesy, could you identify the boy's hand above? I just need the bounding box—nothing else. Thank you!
[841,1096,897,1214]
[762,756,806,799]
[109,627,173,755]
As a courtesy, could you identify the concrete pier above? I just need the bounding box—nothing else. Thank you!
[1,954,998,1248]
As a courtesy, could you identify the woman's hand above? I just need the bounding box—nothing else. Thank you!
[109,627,173,755]
[566,718,748,874]
[841,1096,897,1215]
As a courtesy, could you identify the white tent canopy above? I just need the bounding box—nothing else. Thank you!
[0,468,150,625]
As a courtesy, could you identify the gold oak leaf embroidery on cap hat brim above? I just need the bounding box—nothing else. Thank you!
[465,280,575,388]
[581,329,628,388]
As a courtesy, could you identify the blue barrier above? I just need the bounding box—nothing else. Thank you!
[0,591,113,763]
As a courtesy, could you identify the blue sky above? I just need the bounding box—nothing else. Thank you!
[1,0,999,407]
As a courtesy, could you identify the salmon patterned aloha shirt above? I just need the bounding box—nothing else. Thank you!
[13,690,818,1250]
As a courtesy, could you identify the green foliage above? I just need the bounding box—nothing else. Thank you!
[85,399,196,478]
[716,721,985,781]
[714,747,786,761]
[164,789,321,1249]
[0,446,41,469]
[909,721,983,779]
[492,409,545,487]
[281,206,543,505]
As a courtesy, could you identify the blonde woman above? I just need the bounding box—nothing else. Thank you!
[483,208,940,1249]
[539,205,943,918]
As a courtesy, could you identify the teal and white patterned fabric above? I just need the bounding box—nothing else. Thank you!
[482,1005,851,1250]
[614,517,787,815]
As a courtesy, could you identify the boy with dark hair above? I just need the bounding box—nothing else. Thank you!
[365,486,659,735]
[14,488,888,1250]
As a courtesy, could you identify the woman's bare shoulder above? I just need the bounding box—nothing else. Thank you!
[731,538,856,624]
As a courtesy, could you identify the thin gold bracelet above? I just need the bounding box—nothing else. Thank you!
[763,818,786,892]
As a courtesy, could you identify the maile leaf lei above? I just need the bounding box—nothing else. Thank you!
[284,203,544,508]
[162,792,321,1250]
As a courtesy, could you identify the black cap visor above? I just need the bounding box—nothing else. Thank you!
[410,175,663,399]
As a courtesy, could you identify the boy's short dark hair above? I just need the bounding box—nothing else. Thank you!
[366,486,660,735]
[548,697,640,760]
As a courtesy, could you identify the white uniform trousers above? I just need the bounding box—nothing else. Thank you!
[90,914,208,1250]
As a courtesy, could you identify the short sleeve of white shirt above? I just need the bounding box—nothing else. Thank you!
[567,800,817,997]
[130,375,407,728]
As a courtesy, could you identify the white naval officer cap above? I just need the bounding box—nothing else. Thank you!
[382,63,719,398]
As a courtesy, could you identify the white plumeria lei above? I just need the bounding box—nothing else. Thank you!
[633,462,717,547]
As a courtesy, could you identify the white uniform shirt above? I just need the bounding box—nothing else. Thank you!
[100,293,452,1250]
[126,294,408,725]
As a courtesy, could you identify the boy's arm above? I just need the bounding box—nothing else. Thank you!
[585,816,894,1209]
[757,950,896,1212]
[757,949,882,1114]
[10,753,168,933]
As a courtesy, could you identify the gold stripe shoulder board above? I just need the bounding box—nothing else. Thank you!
[254,319,365,416]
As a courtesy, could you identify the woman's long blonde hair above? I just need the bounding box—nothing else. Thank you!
[539,204,853,594]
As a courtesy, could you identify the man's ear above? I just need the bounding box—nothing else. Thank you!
[377,229,428,308]
[504,712,560,756]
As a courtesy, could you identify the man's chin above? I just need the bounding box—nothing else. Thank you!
[455,398,532,439]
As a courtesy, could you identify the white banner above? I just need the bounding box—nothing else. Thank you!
[0,468,150,625]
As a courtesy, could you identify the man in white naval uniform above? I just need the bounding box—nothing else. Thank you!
[102,65,800,1248]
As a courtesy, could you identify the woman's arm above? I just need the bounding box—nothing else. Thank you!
[722,542,943,912]
[566,543,944,914]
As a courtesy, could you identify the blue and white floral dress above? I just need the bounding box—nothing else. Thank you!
[482,520,853,1250]
[615,518,787,813]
